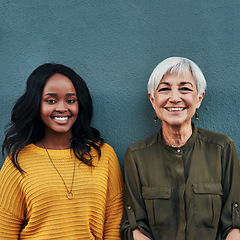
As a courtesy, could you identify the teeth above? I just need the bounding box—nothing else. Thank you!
[54,117,68,121]
[167,108,184,111]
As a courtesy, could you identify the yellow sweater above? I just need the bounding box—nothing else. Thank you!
[0,143,124,239]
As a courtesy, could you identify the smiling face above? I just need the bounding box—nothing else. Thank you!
[149,71,204,129]
[40,73,79,138]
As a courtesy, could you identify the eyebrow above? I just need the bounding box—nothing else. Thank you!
[43,93,77,96]
[180,82,194,87]
[159,81,194,87]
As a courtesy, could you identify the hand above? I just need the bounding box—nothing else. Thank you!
[226,228,240,240]
[133,229,151,240]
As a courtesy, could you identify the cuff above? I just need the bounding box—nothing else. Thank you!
[126,205,138,230]
[232,202,240,228]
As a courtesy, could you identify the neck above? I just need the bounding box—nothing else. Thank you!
[38,131,72,150]
[162,123,193,148]
[41,139,71,150]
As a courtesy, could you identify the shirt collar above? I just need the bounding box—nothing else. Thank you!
[158,123,198,153]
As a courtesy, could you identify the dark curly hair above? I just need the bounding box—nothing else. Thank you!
[2,63,104,172]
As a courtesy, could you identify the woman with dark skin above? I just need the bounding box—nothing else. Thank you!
[121,57,240,240]
[0,63,123,239]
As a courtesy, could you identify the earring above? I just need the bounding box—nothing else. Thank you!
[154,115,158,124]
[195,112,199,122]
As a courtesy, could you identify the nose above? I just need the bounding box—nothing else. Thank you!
[55,101,68,112]
[169,88,181,103]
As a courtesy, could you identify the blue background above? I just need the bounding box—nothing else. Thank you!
[1,0,240,170]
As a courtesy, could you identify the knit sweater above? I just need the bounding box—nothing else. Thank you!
[0,143,124,239]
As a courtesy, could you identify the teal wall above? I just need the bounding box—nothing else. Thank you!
[1,1,240,170]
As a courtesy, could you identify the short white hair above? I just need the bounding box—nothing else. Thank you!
[148,57,206,98]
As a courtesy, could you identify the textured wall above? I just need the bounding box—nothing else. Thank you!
[1,0,240,170]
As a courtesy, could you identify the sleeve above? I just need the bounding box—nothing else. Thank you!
[103,146,124,240]
[0,157,26,239]
[120,148,153,240]
[220,140,240,238]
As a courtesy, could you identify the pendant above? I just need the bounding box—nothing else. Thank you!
[67,191,74,200]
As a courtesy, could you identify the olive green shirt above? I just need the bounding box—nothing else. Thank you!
[121,124,240,240]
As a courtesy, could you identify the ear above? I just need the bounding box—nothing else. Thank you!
[196,92,205,109]
[148,93,156,111]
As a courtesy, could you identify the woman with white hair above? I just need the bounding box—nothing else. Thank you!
[121,57,240,240]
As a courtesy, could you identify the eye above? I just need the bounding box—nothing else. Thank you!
[179,87,193,92]
[46,99,56,104]
[158,87,171,92]
[66,99,76,104]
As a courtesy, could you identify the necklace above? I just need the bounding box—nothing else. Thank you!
[43,143,76,200]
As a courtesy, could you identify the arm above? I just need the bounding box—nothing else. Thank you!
[0,207,23,239]
[0,157,25,238]
[121,148,153,240]
[103,147,124,240]
[221,140,240,238]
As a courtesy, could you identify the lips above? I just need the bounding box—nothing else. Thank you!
[53,117,69,121]
[51,116,71,124]
[165,107,186,111]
